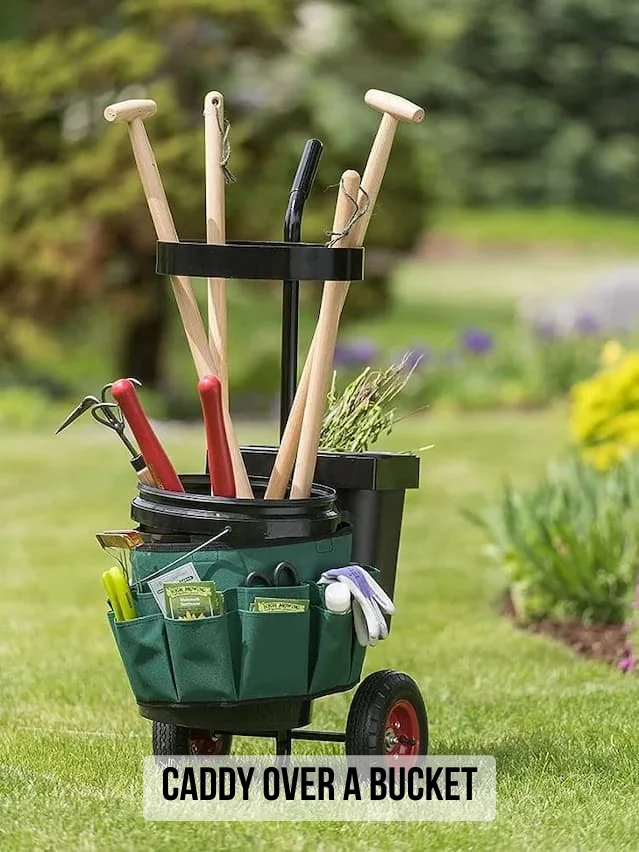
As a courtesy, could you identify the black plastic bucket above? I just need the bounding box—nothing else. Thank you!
[240,447,420,600]
[131,475,341,545]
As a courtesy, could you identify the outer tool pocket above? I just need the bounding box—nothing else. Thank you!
[165,610,238,703]
[108,611,178,703]
[309,606,354,694]
[236,584,311,700]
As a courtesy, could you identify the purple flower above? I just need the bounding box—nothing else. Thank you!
[401,346,431,372]
[619,655,635,672]
[333,338,379,368]
[460,328,494,356]
[574,312,599,336]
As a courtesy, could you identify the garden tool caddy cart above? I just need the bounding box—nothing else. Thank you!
[103,106,427,760]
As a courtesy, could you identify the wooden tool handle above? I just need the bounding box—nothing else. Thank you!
[265,91,424,500]
[110,379,184,493]
[264,352,313,499]
[363,89,425,123]
[130,454,161,487]
[290,170,361,499]
[105,100,217,379]
[137,466,159,487]
[203,91,228,381]
[202,92,252,498]
[127,120,217,380]
[104,100,253,498]
[104,99,157,123]
[198,375,236,498]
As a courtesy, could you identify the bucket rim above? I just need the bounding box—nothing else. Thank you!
[136,474,337,509]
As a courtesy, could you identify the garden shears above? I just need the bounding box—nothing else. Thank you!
[55,379,159,486]
[243,561,301,588]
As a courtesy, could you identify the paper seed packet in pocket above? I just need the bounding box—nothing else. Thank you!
[164,581,224,619]
[249,597,309,614]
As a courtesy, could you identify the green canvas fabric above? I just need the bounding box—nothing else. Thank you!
[309,607,353,693]
[108,611,178,703]
[132,591,159,617]
[349,640,367,685]
[234,582,310,613]
[130,530,352,590]
[165,612,239,703]
[237,609,309,700]
[235,582,310,700]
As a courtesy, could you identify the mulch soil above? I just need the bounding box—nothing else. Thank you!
[501,592,633,671]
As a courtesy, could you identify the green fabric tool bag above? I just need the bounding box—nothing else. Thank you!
[307,565,382,693]
[130,529,352,591]
[108,531,362,704]
[107,610,178,703]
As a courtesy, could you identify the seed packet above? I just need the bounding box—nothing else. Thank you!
[249,597,309,614]
[148,563,201,615]
[164,581,222,619]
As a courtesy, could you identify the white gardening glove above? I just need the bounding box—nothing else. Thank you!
[319,565,394,647]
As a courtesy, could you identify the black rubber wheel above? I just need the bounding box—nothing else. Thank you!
[152,722,233,756]
[345,669,428,757]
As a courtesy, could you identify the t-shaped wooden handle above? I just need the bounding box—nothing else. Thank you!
[363,89,425,123]
[104,97,253,498]
[266,89,425,499]
[103,99,158,123]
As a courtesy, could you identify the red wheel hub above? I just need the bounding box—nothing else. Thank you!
[384,699,420,758]
[188,729,227,755]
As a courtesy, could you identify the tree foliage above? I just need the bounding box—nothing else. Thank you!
[0,0,433,391]
[420,0,639,211]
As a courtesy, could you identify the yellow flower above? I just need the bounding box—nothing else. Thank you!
[600,340,623,366]
[570,346,639,470]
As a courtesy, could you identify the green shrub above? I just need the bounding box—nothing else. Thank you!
[421,0,639,212]
[0,386,52,429]
[466,455,639,624]
[394,331,603,413]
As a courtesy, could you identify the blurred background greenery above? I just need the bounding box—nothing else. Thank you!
[1,0,639,421]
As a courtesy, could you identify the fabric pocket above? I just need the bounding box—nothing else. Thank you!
[237,605,310,700]
[165,611,238,703]
[349,641,367,685]
[108,610,177,703]
[309,605,353,694]
[132,591,160,617]
[235,582,310,614]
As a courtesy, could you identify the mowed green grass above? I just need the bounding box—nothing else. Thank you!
[1,407,638,851]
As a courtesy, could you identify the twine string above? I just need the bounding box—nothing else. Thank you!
[209,96,236,185]
[326,181,370,247]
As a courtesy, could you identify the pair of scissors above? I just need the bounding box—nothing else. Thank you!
[244,561,301,588]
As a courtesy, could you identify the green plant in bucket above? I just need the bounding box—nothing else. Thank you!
[320,355,422,453]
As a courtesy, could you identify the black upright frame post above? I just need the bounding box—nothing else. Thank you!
[280,139,323,438]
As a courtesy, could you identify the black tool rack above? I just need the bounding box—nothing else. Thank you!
[144,147,424,758]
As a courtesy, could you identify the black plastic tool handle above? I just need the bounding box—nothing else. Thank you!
[281,139,323,437]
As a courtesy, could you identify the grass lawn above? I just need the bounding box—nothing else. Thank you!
[435,207,639,254]
[2,406,638,851]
